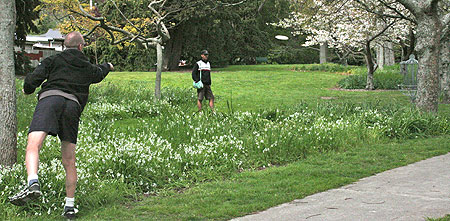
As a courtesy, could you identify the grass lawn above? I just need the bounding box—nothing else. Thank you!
[106,64,412,112]
[80,136,450,220]
[88,64,448,220]
[5,64,449,220]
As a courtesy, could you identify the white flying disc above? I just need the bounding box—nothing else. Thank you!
[275,35,289,40]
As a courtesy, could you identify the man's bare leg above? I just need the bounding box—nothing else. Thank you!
[9,131,47,205]
[25,131,47,179]
[61,141,77,198]
[197,100,202,112]
[209,98,214,111]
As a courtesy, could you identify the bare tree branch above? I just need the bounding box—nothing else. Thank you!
[369,20,397,42]
[257,0,267,13]
[355,0,417,24]
[82,24,101,38]
[442,12,450,41]
[377,0,416,23]
[110,0,144,34]
[216,0,247,7]
[395,0,420,16]
[69,0,172,45]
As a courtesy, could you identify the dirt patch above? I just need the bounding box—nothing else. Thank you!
[320,97,336,100]
[337,71,353,76]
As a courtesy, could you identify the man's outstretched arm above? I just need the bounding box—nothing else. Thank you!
[23,57,52,94]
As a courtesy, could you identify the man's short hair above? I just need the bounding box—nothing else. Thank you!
[64,32,85,48]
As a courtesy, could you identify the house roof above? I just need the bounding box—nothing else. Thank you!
[26,29,65,42]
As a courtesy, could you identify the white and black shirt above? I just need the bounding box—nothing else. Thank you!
[192,59,211,85]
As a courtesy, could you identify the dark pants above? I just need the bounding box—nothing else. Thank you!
[197,85,214,101]
[29,96,81,144]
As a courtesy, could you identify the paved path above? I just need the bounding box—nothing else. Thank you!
[234,153,450,221]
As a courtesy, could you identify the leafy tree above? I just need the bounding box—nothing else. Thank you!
[15,0,40,46]
[14,0,41,76]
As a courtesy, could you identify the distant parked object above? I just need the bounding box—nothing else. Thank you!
[14,29,65,67]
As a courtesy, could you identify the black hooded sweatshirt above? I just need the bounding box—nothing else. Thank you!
[192,59,211,85]
[23,49,111,110]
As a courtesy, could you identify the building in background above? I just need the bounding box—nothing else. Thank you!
[14,29,65,67]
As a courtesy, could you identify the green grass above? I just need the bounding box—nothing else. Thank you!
[106,64,410,112]
[3,64,449,220]
[80,136,450,220]
[429,215,450,221]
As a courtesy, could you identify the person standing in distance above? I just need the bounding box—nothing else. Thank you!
[9,31,114,219]
[192,50,214,112]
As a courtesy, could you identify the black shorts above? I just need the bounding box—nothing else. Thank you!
[29,96,82,144]
[197,85,214,101]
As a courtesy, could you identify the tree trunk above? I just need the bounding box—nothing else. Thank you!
[376,43,384,70]
[385,42,395,66]
[377,42,395,69]
[400,39,408,61]
[163,27,184,71]
[415,14,441,112]
[319,41,328,64]
[0,0,17,167]
[155,42,163,99]
[365,42,375,90]
[407,28,416,59]
[162,36,172,71]
[440,37,449,103]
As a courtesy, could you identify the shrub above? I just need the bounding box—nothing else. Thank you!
[293,63,355,73]
[267,46,319,64]
[337,65,403,89]
[14,51,33,76]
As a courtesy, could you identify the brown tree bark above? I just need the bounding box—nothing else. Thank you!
[155,42,163,99]
[396,0,444,112]
[440,36,449,103]
[0,0,17,167]
[365,41,376,90]
[415,15,441,112]
[163,27,184,71]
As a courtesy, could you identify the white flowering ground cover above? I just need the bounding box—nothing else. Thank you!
[1,70,449,219]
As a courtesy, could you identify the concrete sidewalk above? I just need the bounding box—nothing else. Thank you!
[234,153,450,221]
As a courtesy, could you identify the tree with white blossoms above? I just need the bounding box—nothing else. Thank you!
[278,0,412,90]
[393,0,449,109]
[355,0,449,110]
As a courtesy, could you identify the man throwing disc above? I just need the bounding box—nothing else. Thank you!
[9,31,114,219]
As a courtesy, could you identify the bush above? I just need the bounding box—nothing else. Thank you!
[293,63,355,73]
[267,46,319,64]
[14,51,33,76]
[337,65,403,89]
